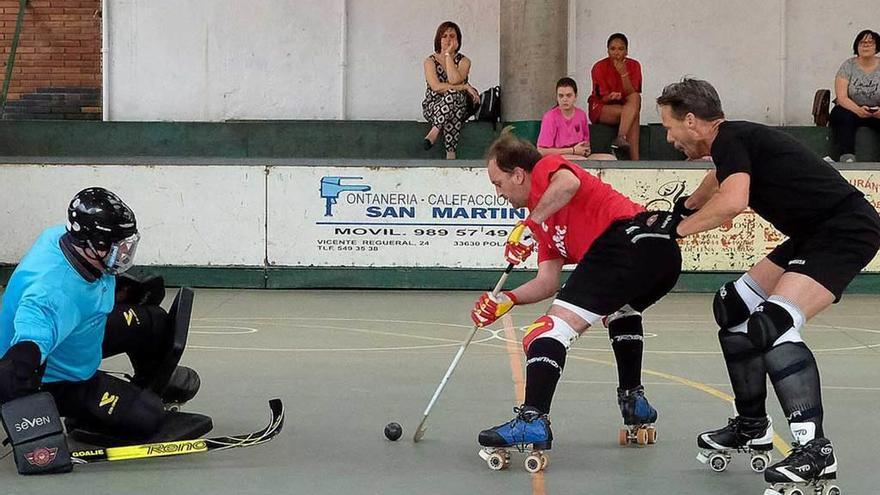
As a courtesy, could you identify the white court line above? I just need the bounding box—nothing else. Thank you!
[191,326,258,335]
[188,337,496,353]
[186,317,880,354]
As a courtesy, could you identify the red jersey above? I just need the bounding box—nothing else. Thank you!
[587,57,642,123]
[527,155,644,265]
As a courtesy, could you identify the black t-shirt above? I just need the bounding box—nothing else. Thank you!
[711,121,863,237]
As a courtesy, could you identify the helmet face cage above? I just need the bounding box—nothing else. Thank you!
[100,232,140,275]
[66,187,139,274]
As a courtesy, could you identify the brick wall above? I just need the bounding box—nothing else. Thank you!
[0,0,101,120]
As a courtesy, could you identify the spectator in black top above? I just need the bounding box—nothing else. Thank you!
[655,78,880,494]
[830,29,880,162]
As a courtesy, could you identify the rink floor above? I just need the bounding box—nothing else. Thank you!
[1,288,877,494]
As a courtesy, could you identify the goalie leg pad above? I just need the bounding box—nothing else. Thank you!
[1,392,72,474]
[54,371,164,443]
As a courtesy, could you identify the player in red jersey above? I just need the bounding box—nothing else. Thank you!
[472,134,683,467]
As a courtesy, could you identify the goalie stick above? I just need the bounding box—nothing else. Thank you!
[68,398,284,465]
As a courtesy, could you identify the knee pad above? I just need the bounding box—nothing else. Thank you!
[522,315,579,354]
[606,306,643,344]
[713,281,751,330]
[747,302,795,351]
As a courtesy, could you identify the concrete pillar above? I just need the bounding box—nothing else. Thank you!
[500,0,568,124]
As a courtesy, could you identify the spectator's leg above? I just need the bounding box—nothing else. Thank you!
[442,92,467,159]
[598,103,623,126]
[621,92,642,160]
[830,105,860,158]
[425,126,440,145]
[423,99,445,147]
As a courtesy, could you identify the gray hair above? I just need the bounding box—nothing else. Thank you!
[656,78,725,120]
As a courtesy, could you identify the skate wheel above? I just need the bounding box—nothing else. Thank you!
[635,428,649,446]
[485,452,507,471]
[823,486,840,495]
[540,453,549,470]
[787,488,804,495]
[646,426,657,445]
[524,454,543,473]
[750,453,770,473]
[708,453,729,473]
[618,428,629,446]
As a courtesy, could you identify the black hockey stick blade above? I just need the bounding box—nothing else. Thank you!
[70,398,284,464]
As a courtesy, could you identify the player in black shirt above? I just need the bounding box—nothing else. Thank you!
[653,78,880,494]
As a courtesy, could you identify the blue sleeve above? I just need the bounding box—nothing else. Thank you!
[10,289,81,363]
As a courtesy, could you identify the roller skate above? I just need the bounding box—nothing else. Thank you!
[763,437,839,495]
[617,386,658,446]
[696,415,774,473]
[477,405,551,473]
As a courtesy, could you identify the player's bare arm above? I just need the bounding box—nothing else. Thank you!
[507,258,564,305]
[527,168,581,224]
[677,172,749,237]
[685,169,719,210]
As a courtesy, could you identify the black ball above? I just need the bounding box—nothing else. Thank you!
[384,422,402,441]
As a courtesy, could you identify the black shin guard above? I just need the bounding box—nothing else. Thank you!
[718,329,767,417]
[524,338,567,414]
[765,342,824,441]
[608,313,644,391]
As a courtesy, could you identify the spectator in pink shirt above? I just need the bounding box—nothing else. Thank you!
[537,78,616,161]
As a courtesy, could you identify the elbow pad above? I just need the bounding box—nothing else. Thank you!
[0,341,43,403]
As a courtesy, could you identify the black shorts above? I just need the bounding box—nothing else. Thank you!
[556,218,683,316]
[767,199,880,301]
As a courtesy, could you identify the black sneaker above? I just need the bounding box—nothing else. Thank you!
[764,437,837,484]
[611,136,631,159]
[698,415,773,451]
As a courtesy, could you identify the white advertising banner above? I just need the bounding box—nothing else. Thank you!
[267,166,530,268]
[269,165,880,271]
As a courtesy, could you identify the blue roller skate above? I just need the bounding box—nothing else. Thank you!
[617,385,658,446]
[477,406,552,472]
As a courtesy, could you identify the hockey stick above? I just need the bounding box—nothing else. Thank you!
[69,398,284,464]
[413,264,515,443]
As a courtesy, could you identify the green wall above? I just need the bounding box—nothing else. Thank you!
[1,119,876,161]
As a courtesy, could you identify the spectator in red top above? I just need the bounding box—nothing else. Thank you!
[471,134,681,455]
[588,33,642,160]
